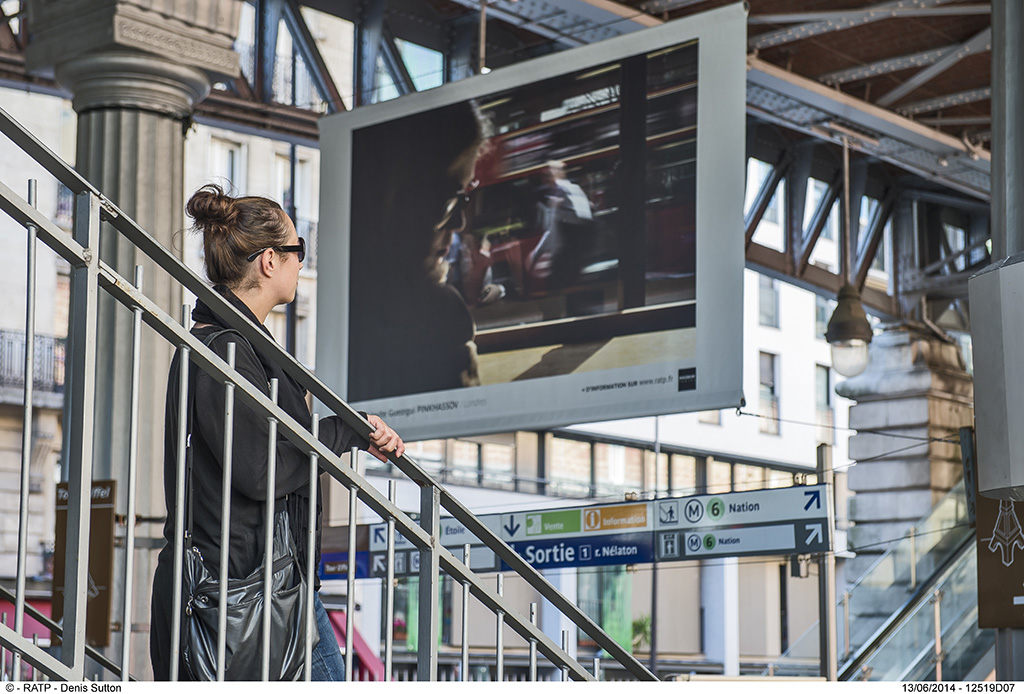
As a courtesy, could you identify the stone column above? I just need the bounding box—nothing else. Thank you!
[26,0,241,677]
[836,323,973,583]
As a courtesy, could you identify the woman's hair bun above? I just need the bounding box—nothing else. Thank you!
[186,184,237,235]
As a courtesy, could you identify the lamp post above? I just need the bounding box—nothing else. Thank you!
[826,137,873,377]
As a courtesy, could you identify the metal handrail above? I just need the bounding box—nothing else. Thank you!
[0,103,655,681]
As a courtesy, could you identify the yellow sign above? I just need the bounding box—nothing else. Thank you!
[583,504,648,532]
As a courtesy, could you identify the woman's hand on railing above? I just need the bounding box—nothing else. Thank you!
[366,414,405,462]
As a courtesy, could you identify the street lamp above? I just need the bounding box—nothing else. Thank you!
[825,135,874,377]
[826,282,873,377]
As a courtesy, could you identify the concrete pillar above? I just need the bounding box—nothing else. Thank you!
[26,0,242,677]
[835,323,973,583]
[701,558,739,676]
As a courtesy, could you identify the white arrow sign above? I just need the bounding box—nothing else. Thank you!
[804,523,823,547]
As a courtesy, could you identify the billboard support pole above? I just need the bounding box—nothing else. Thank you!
[648,416,659,678]
[817,444,837,681]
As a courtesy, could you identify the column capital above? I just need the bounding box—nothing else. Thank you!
[26,0,242,112]
[56,51,211,118]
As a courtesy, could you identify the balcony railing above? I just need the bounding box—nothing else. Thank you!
[0,330,65,393]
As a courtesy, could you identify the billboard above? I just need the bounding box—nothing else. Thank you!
[318,3,747,440]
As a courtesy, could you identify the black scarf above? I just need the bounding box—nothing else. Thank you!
[191,284,313,438]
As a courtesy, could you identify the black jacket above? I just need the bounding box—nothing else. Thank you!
[150,285,366,679]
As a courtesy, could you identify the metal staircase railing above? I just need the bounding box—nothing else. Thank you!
[0,103,656,682]
[763,478,974,677]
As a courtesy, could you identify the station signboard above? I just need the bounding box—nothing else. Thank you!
[342,485,831,579]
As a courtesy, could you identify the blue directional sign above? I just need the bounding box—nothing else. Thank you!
[320,551,370,580]
[504,532,654,571]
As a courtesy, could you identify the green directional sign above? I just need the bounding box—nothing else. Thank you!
[526,509,581,536]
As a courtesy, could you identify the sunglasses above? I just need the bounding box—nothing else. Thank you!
[246,237,306,263]
[438,179,480,230]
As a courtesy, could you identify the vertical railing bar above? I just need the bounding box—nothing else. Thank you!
[496,574,504,682]
[385,480,397,682]
[416,484,440,680]
[62,190,101,678]
[529,603,537,682]
[2,612,8,679]
[168,304,191,682]
[345,446,359,681]
[933,589,943,682]
[260,378,280,681]
[460,543,470,681]
[216,341,237,681]
[303,415,319,682]
[119,265,144,682]
[13,179,38,683]
[593,656,601,681]
[560,630,569,682]
[31,635,38,681]
[909,525,917,591]
[842,591,851,660]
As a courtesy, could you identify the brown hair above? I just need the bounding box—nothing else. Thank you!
[185,184,290,290]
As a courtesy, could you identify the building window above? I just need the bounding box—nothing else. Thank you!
[698,409,722,425]
[815,295,833,340]
[549,438,593,497]
[816,364,834,445]
[759,274,779,327]
[211,138,243,191]
[759,352,780,435]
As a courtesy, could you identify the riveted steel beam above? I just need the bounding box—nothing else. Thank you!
[897,87,992,116]
[877,27,992,107]
[819,45,958,86]
[750,0,967,51]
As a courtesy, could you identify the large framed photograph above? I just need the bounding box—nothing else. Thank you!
[318,3,747,440]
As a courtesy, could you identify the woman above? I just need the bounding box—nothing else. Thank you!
[150,184,405,680]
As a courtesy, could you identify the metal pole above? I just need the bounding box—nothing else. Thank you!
[816,444,837,681]
[495,573,504,682]
[61,190,102,678]
[417,484,441,680]
[528,603,537,681]
[478,0,487,73]
[304,415,319,682]
[932,589,943,682]
[2,612,8,679]
[909,526,918,591]
[842,591,851,659]
[841,137,852,284]
[119,265,144,681]
[13,179,38,682]
[649,416,659,678]
[261,378,280,681]
[385,480,397,682]
[169,304,191,682]
[593,656,601,681]
[992,0,1024,260]
[216,342,237,681]
[461,544,470,681]
[560,630,569,682]
[346,446,359,681]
